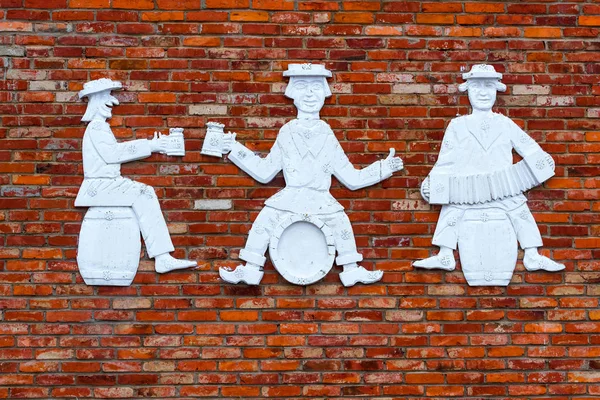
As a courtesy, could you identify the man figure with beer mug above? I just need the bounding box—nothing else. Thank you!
[76,78,196,274]
[204,64,403,286]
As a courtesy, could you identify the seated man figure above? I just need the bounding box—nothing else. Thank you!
[75,78,196,274]
[414,65,564,277]
[219,64,404,286]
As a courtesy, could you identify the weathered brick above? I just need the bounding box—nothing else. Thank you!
[193,199,233,210]
[0,21,32,31]
[0,45,25,56]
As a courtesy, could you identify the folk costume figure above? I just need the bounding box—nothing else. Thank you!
[218,64,404,286]
[75,79,196,275]
[414,65,564,286]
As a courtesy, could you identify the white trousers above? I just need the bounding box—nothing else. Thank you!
[131,185,175,258]
[239,207,363,267]
[433,203,543,250]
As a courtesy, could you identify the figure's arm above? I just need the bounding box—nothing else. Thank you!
[421,119,459,203]
[429,119,459,175]
[508,118,542,157]
[227,139,283,184]
[508,118,555,184]
[333,142,403,191]
[88,123,152,164]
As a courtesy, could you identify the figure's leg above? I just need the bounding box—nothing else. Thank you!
[219,207,281,285]
[130,184,196,273]
[322,212,383,287]
[413,206,463,271]
[508,204,565,272]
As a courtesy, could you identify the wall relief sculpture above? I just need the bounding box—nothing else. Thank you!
[202,64,404,286]
[75,79,196,286]
[414,65,565,286]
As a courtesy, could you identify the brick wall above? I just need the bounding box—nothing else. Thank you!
[1,1,600,398]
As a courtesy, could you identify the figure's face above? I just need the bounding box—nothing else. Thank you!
[94,90,120,119]
[467,79,497,112]
[291,77,326,115]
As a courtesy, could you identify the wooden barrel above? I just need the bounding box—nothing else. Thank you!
[77,207,141,286]
[269,214,336,285]
[458,208,518,286]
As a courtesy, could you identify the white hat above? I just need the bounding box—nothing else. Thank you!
[79,78,122,99]
[462,64,502,80]
[283,63,332,78]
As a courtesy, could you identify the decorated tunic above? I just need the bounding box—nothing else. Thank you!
[75,120,152,207]
[429,112,546,211]
[228,119,391,215]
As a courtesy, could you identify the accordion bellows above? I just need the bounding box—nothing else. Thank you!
[429,150,555,205]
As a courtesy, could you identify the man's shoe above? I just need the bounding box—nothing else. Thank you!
[339,266,383,287]
[413,254,455,271]
[155,254,197,274]
[219,264,264,285]
[523,253,565,272]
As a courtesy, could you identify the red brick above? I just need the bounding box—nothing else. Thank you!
[497,15,535,25]
[24,0,65,7]
[205,0,248,7]
[485,27,522,37]
[113,0,152,8]
[465,2,505,13]
[524,27,563,38]
[333,12,374,24]
[69,0,108,7]
[416,14,454,24]
[456,14,494,25]
[253,0,294,10]
[156,0,199,9]
[422,2,462,13]
[580,16,600,26]
[231,10,269,22]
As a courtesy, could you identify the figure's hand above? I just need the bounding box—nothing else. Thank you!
[222,132,237,154]
[420,176,431,202]
[149,131,167,154]
[385,148,404,173]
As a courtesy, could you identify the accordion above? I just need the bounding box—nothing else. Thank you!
[429,150,555,205]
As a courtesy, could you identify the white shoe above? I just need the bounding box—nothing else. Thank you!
[155,254,196,274]
[339,266,383,287]
[523,253,565,272]
[219,264,264,285]
[413,254,455,271]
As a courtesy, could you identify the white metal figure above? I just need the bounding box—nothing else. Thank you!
[208,64,403,286]
[75,79,196,285]
[414,65,564,286]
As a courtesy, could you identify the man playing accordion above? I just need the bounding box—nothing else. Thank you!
[414,65,564,285]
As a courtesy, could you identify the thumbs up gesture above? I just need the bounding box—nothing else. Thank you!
[385,148,404,173]
[379,148,403,182]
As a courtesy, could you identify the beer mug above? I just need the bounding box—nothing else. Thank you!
[201,121,235,157]
[165,128,185,157]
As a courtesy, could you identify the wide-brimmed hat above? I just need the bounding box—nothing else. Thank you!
[283,63,332,78]
[79,78,122,99]
[462,64,502,80]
